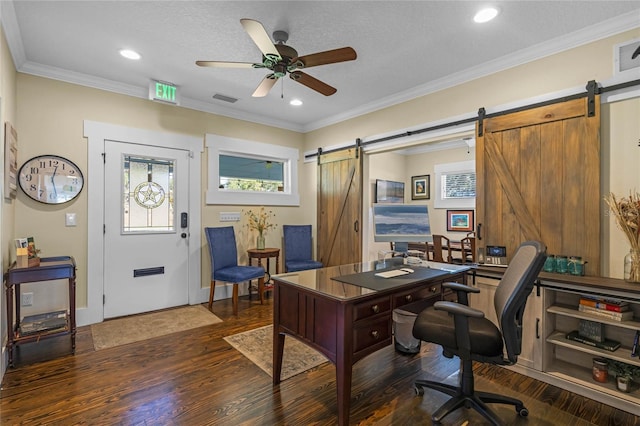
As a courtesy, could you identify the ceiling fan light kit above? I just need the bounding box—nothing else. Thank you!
[197,18,356,97]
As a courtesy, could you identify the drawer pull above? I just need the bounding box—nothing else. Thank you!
[371,330,379,339]
[405,295,413,302]
[430,286,437,293]
[371,305,379,314]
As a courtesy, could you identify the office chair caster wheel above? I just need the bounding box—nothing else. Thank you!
[517,406,529,417]
[414,385,424,396]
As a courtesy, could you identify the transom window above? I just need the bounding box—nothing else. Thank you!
[219,154,284,192]
[206,134,300,206]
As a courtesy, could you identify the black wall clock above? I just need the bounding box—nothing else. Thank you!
[18,155,84,204]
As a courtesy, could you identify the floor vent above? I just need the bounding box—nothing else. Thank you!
[213,93,238,103]
[615,38,640,77]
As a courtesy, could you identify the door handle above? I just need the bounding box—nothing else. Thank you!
[477,223,482,240]
[354,220,359,232]
[181,212,188,228]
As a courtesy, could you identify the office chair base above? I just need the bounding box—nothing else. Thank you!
[414,379,528,425]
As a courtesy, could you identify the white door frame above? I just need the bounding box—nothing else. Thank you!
[82,121,204,326]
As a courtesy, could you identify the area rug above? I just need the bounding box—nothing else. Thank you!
[91,304,222,350]
[224,324,328,380]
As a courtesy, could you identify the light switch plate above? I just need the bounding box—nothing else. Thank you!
[220,212,241,222]
[65,213,77,226]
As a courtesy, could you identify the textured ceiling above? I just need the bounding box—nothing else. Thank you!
[3,1,640,132]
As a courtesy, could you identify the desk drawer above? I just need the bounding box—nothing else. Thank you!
[353,296,391,321]
[353,317,392,354]
[394,283,441,308]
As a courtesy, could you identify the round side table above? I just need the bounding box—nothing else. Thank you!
[247,248,280,293]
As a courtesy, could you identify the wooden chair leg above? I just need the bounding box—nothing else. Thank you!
[258,276,265,305]
[208,280,216,309]
[232,283,239,316]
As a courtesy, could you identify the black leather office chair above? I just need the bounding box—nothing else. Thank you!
[412,240,546,425]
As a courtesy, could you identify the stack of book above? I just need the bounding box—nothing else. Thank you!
[19,310,67,336]
[578,297,633,322]
[565,330,621,351]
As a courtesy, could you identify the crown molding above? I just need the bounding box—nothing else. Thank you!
[302,10,640,132]
[3,5,638,134]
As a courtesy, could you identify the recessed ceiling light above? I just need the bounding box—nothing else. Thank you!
[474,7,499,23]
[119,49,141,60]
[290,99,303,106]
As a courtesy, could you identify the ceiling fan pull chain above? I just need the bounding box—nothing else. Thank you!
[281,78,284,99]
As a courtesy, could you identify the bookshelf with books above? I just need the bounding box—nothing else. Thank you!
[541,276,640,416]
[472,268,640,415]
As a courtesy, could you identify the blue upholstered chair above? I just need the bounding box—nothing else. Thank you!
[282,225,323,272]
[205,226,266,315]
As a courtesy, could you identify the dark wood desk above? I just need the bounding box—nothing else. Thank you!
[3,256,76,367]
[272,261,468,425]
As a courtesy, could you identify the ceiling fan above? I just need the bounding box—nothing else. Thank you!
[196,19,357,97]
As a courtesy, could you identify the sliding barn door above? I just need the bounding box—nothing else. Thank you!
[317,147,363,267]
[476,96,601,274]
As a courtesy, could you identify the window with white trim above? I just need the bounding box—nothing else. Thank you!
[205,134,300,206]
[434,160,476,209]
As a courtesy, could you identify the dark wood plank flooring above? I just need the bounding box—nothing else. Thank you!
[1,295,638,425]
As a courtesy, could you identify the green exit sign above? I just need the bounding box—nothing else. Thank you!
[149,80,179,105]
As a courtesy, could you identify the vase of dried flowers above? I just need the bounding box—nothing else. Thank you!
[257,234,266,250]
[245,207,276,250]
[605,192,640,283]
[625,250,640,283]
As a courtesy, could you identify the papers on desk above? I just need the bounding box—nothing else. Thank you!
[374,268,413,278]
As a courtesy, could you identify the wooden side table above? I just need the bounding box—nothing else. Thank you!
[247,248,280,289]
[3,256,76,367]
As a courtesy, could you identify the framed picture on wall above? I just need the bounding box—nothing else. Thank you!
[447,209,474,232]
[4,122,18,200]
[375,179,404,203]
[411,175,430,200]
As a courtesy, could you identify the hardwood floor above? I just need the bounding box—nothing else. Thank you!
[1,295,638,425]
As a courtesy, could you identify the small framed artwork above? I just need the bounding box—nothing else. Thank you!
[411,175,430,200]
[4,122,18,200]
[375,179,404,203]
[447,209,474,232]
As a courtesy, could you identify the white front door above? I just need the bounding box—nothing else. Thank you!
[103,140,190,318]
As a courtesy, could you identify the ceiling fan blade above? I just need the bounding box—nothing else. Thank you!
[289,71,337,96]
[293,47,357,69]
[240,18,281,60]
[196,60,257,68]
[252,74,278,97]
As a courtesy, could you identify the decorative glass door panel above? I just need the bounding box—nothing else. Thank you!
[122,155,175,233]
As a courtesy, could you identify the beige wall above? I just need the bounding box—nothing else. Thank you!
[1,26,17,273]
[1,24,18,378]
[14,74,305,309]
[602,97,640,277]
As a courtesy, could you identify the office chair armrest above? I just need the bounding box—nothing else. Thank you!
[442,282,479,293]
[443,282,479,305]
[433,301,485,318]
